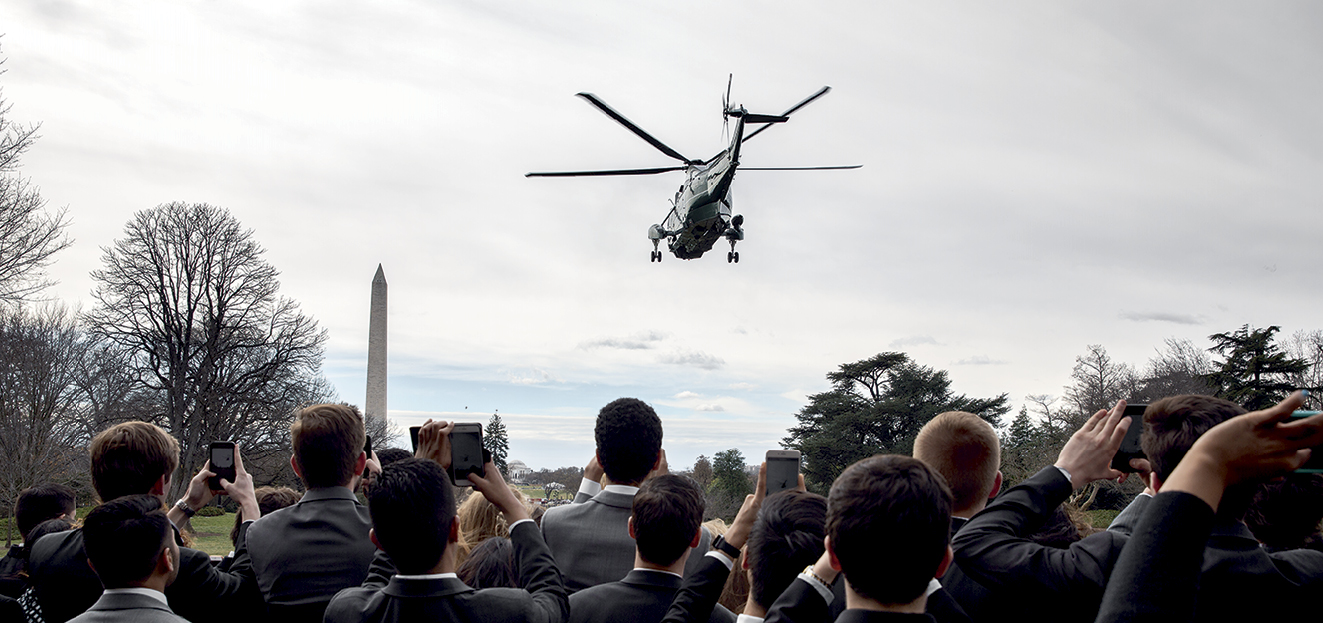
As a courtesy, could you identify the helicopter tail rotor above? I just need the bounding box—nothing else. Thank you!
[721,74,733,143]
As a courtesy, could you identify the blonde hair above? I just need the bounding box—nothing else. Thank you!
[455,484,530,567]
[913,411,1000,512]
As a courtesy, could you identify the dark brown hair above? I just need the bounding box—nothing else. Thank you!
[90,422,180,503]
[1142,395,1246,482]
[827,455,951,605]
[291,403,366,488]
[632,474,704,567]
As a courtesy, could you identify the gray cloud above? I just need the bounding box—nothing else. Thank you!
[507,366,561,385]
[889,335,941,348]
[579,330,669,350]
[1118,311,1202,325]
[659,350,725,370]
[953,355,1007,366]
[695,404,725,412]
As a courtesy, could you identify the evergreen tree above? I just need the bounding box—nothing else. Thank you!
[691,455,713,490]
[485,412,510,476]
[1205,325,1310,410]
[783,352,1009,492]
[711,449,751,498]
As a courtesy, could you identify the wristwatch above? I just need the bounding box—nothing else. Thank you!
[803,564,836,587]
[174,498,198,518]
[711,535,741,559]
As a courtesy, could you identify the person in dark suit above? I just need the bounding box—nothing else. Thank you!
[1096,391,1323,623]
[323,449,568,623]
[27,421,261,623]
[68,495,189,623]
[541,398,711,592]
[736,490,826,623]
[0,483,76,598]
[570,474,734,623]
[954,395,1323,623]
[231,403,377,623]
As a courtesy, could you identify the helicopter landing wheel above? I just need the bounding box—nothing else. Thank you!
[733,252,740,263]
[727,252,733,263]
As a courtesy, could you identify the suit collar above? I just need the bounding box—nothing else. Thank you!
[835,610,935,622]
[383,575,475,598]
[90,590,175,612]
[621,569,684,589]
[950,516,969,536]
[299,487,361,503]
[591,489,636,509]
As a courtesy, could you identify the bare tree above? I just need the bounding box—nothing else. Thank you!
[1135,338,1215,402]
[83,203,332,499]
[1063,345,1139,416]
[0,52,71,304]
[1282,330,1323,410]
[0,305,88,544]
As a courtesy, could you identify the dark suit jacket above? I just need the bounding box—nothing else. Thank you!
[953,466,1323,623]
[323,521,569,623]
[541,488,711,592]
[67,591,190,623]
[571,565,735,623]
[1096,491,1212,623]
[763,577,938,623]
[661,553,738,623]
[27,524,252,623]
[232,486,375,622]
[0,544,26,598]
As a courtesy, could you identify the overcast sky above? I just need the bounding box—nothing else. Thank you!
[4,1,1322,471]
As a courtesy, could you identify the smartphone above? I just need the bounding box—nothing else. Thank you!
[208,441,236,491]
[364,435,373,456]
[409,426,421,453]
[449,423,484,487]
[1110,404,1148,472]
[1290,411,1323,473]
[766,449,802,496]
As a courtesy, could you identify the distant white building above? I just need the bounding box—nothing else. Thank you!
[508,460,532,483]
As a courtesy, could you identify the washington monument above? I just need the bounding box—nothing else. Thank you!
[366,264,387,422]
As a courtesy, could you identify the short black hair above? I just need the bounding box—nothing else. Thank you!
[748,491,827,609]
[368,458,456,574]
[376,447,414,467]
[595,398,663,485]
[457,536,517,589]
[26,518,74,548]
[827,455,951,605]
[81,494,172,588]
[632,474,704,567]
[15,483,76,541]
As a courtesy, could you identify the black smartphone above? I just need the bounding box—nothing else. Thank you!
[364,435,373,456]
[208,441,236,491]
[1290,411,1323,473]
[1110,404,1148,472]
[409,426,421,453]
[766,449,801,496]
[449,423,484,487]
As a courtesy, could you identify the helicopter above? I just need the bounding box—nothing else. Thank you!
[527,78,860,263]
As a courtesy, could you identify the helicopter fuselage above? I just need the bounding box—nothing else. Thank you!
[660,149,738,259]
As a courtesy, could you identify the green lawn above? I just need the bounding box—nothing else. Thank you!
[185,512,240,556]
[1085,509,1120,529]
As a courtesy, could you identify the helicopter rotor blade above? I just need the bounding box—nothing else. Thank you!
[740,165,862,171]
[741,85,833,144]
[526,166,688,177]
[576,93,699,165]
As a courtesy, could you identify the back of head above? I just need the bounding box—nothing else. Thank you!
[827,455,952,605]
[595,398,663,486]
[913,411,1000,513]
[747,490,828,609]
[15,483,76,541]
[376,447,413,467]
[368,458,456,575]
[1244,474,1323,550]
[456,536,517,589]
[1142,395,1247,482]
[81,494,172,589]
[90,421,180,503]
[26,518,74,548]
[632,474,704,567]
[291,403,366,488]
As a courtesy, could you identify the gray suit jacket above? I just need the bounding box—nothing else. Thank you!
[1104,492,1151,536]
[541,488,711,592]
[67,591,189,623]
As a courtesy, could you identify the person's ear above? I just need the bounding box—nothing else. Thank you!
[989,471,1003,500]
[354,451,367,477]
[825,536,842,572]
[150,474,168,496]
[289,455,303,479]
[369,528,383,551]
[689,527,701,549]
[448,517,461,544]
[1150,474,1164,492]
[935,544,953,579]
[740,548,750,570]
[627,516,637,539]
[652,452,663,472]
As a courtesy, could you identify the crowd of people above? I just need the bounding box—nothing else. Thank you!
[1,392,1322,623]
